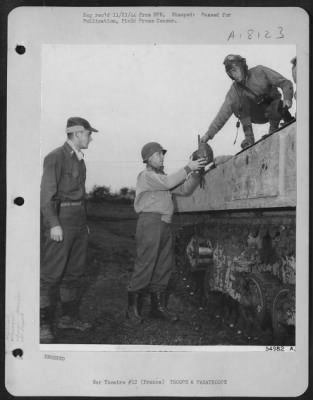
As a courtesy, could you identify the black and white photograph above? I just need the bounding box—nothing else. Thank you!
[39,44,297,348]
[5,5,309,397]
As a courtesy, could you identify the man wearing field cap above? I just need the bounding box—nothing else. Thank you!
[40,117,98,342]
[126,142,209,325]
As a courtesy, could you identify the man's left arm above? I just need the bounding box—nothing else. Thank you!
[261,65,294,107]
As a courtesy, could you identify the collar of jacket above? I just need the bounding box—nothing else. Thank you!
[244,69,251,84]
[64,141,84,161]
[146,165,165,175]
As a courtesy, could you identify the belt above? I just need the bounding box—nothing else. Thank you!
[60,201,83,207]
[139,212,161,216]
[138,212,164,220]
[138,212,171,224]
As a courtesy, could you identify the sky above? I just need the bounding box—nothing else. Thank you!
[40,44,296,192]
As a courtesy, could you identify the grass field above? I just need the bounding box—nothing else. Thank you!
[51,200,275,345]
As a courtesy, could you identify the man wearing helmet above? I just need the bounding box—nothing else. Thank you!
[126,142,209,325]
[200,54,294,149]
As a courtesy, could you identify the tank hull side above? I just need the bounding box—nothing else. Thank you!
[174,209,296,292]
[174,122,296,212]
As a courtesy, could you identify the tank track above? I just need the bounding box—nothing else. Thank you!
[173,210,296,343]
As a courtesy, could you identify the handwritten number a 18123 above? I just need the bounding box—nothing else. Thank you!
[227,27,285,41]
[247,29,254,39]
[277,26,285,39]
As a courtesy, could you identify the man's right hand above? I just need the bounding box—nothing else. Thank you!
[50,225,63,242]
[187,157,207,171]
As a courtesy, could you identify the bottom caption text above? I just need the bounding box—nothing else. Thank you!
[92,378,227,385]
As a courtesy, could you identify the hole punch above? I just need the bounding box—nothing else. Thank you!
[15,45,26,55]
[14,197,24,206]
[12,348,23,358]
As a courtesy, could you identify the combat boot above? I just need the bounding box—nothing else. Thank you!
[58,301,92,331]
[241,125,255,149]
[281,106,294,124]
[40,307,54,343]
[150,292,179,322]
[268,119,280,133]
[126,291,144,325]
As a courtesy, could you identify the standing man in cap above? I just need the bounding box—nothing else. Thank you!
[200,55,294,149]
[40,117,98,342]
[126,142,209,325]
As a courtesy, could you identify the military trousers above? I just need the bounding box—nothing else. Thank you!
[40,205,88,308]
[128,213,174,293]
[239,97,291,129]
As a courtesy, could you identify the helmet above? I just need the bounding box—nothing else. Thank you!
[223,54,248,80]
[141,142,167,163]
[290,56,296,66]
[191,143,214,165]
[223,54,246,67]
[223,54,247,72]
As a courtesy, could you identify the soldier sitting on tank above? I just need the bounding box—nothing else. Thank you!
[200,54,294,149]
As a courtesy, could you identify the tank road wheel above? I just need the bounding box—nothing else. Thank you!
[272,285,295,345]
[202,266,226,318]
[174,233,213,307]
[240,273,280,328]
[203,265,214,303]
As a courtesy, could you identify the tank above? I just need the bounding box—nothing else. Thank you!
[173,120,296,345]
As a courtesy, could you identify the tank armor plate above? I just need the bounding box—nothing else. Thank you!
[174,121,296,212]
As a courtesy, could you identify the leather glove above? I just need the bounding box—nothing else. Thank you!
[241,126,255,149]
[283,99,292,109]
[240,136,255,149]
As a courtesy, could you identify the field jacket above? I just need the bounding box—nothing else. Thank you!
[41,142,86,228]
[134,166,200,223]
[206,65,294,138]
